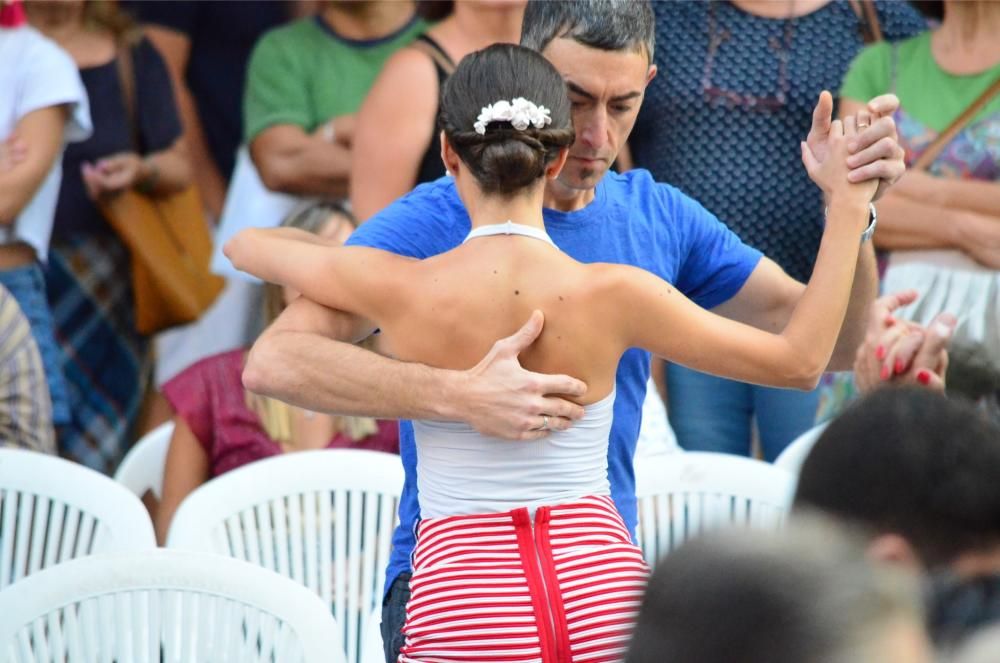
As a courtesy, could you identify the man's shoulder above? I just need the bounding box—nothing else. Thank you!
[348,177,465,255]
[603,169,702,222]
[387,176,462,216]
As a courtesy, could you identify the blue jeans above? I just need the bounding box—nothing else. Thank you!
[665,363,819,462]
[381,572,411,663]
[0,264,69,424]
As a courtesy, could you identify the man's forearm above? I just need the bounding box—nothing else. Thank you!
[247,298,588,439]
[244,328,461,421]
[827,241,877,371]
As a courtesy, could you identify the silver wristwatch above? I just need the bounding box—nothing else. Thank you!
[860,203,877,244]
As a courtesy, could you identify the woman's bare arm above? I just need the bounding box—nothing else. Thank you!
[613,118,873,389]
[614,199,868,390]
[0,106,66,225]
[155,417,210,545]
[350,47,440,221]
[893,169,1000,219]
[224,228,412,323]
[250,125,352,198]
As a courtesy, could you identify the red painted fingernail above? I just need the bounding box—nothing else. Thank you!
[917,369,931,386]
[875,345,886,360]
[894,359,905,375]
[880,364,891,381]
[885,315,896,326]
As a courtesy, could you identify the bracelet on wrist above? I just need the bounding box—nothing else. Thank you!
[135,157,159,194]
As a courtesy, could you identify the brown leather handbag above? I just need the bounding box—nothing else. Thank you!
[96,37,224,335]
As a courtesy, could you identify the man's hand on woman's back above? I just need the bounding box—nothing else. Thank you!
[457,311,588,441]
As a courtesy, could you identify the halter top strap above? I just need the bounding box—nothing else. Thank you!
[463,220,557,248]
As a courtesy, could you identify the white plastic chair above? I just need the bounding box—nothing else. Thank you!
[0,448,156,589]
[0,549,346,663]
[167,449,404,663]
[634,451,795,567]
[773,422,829,476]
[114,421,174,502]
[360,607,384,663]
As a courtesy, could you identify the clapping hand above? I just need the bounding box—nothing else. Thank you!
[854,290,954,393]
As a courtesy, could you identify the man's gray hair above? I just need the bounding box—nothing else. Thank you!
[520,0,655,62]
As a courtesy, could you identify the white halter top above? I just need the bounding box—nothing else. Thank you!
[414,220,609,519]
[413,391,616,519]
[463,220,557,247]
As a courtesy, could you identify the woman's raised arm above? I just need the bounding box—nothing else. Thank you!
[609,117,875,389]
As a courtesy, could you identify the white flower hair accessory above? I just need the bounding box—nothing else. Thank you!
[474,97,552,135]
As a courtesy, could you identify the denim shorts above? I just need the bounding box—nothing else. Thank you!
[0,264,70,424]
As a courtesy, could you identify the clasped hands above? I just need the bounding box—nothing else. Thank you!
[802,90,905,202]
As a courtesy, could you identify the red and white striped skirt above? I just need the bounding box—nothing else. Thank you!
[399,495,650,663]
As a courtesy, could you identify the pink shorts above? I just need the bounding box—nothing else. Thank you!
[400,495,650,663]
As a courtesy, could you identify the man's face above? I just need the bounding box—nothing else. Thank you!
[541,38,656,191]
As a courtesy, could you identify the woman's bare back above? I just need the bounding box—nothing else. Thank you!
[375,236,625,404]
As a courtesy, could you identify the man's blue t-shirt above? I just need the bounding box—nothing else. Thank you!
[346,170,763,593]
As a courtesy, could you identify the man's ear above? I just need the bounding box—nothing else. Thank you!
[440,130,461,176]
[645,63,658,87]
[868,533,923,571]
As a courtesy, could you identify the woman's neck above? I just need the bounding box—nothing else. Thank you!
[466,189,547,233]
[23,3,83,44]
[432,3,523,59]
[321,0,415,41]
[729,0,830,20]
[933,2,1000,74]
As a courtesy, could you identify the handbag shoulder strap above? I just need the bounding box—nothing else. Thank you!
[113,33,142,152]
[848,0,883,44]
[914,76,1000,171]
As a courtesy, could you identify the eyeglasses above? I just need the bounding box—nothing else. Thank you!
[701,1,797,112]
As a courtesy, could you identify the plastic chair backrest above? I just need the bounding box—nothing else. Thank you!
[360,606,384,663]
[634,451,795,567]
[114,421,174,501]
[0,449,156,589]
[0,549,346,663]
[773,422,829,476]
[166,449,403,663]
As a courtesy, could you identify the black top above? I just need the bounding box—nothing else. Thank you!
[125,0,290,180]
[413,34,454,186]
[53,38,182,240]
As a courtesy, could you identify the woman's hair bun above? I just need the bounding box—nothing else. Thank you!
[440,44,575,195]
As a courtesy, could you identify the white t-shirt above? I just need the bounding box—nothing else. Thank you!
[0,26,91,260]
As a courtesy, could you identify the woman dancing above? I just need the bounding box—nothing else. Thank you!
[227,44,876,663]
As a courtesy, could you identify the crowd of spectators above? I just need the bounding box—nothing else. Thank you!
[2,0,999,661]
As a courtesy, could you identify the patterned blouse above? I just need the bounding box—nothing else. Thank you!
[631,0,925,282]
